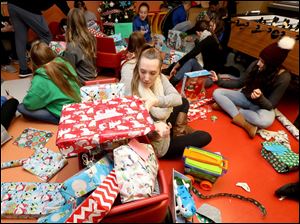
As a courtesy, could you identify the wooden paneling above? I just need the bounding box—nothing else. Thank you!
[228,17,299,76]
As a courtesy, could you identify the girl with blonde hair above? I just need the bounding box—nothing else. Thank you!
[64,8,97,84]
[130,45,212,158]
[17,41,81,124]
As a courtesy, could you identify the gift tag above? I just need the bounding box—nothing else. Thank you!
[128,138,150,161]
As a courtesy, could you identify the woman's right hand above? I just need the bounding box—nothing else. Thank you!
[210,70,218,82]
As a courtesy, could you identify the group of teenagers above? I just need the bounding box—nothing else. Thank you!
[1,0,297,162]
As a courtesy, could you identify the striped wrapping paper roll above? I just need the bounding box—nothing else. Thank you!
[275,109,299,141]
[65,169,119,223]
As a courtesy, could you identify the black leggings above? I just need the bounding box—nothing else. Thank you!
[1,98,19,130]
[163,97,212,159]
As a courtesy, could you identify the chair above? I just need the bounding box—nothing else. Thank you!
[152,11,168,34]
[96,36,127,79]
[48,21,64,41]
[147,12,156,33]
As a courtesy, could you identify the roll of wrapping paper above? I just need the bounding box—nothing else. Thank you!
[1,158,27,169]
[275,109,299,141]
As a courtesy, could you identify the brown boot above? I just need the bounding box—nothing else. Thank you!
[232,113,257,138]
[211,102,222,111]
[173,112,195,137]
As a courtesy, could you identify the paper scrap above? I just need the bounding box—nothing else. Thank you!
[236,182,251,192]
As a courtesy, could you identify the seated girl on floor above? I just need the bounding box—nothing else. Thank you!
[120,31,146,95]
[63,8,97,84]
[17,41,81,125]
[125,44,212,159]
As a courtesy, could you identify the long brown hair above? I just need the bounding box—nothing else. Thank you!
[65,8,96,61]
[131,44,162,96]
[30,41,81,102]
[127,31,147,55]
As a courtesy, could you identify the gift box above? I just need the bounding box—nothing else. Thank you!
[261,141,299,173]
[22,147,68,182]
[59,155,113,204]
[167,30,187,52]
[163,49,186,65]
[49,41,66,56]
[1,182,65,218]
[56,96,155,157]
[80,82,125,103]
[113,139,159,203]
[65,169,119,223]
[102,169,169,223]
[181,70,211,102]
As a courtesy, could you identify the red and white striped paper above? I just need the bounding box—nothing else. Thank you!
[65,169,119,223]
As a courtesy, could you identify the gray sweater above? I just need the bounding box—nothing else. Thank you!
[63,43,97,84]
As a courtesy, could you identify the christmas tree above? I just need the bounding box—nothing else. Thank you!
[99,1,136,35]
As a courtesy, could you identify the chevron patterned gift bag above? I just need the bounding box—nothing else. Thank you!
[65,169,119,223]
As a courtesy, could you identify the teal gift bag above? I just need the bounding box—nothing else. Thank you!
[114,22,133,38]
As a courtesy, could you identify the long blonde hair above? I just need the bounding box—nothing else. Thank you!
[65,8,96,60]
[30,41,81,102]
[131,44,162,96]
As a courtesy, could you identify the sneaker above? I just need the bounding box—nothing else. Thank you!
[1,65,17,73]
[19,68,33,78]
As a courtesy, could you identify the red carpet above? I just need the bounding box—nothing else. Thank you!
[160,84,299,223]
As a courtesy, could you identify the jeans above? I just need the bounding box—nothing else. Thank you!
[173,58,214,88]
[8,4,52,71]
[213,88,275,128]
[17,104,59,124]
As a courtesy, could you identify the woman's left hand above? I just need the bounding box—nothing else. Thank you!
[142,97,159,111]
[251,89,262,99]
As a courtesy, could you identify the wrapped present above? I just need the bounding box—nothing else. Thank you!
[37,197,85,223]
[56,96,155,156]
[49,41,67,56]
[163,49,186,65]
[1,147,67,182]
[261,141,299,173]
[153,34,168,52]
[167,30,187,52]
[22,147,67,181]
[87,20,101,33]
[65,169,119,223]
[13,127,53,150]
[181,70,211,102]
[80,82,125,103]
[113,138,159,203]
[59,156,113,204]
[1,182,65,218]
[88,28,106,38]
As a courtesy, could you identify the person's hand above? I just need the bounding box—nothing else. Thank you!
[154,121,171,138]
[185,36,194,42]
[142,97,159,111]
[169,63,180,78]
[1,22,14,32]
[210,70,218,82]
[251,89,262,99]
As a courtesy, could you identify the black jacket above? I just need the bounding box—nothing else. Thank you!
[8,0,69,15]
[178,35,225,73]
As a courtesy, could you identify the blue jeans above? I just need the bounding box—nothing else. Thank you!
[174,58,214,88]
[17,104,59,124]
[213,88,275,128]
